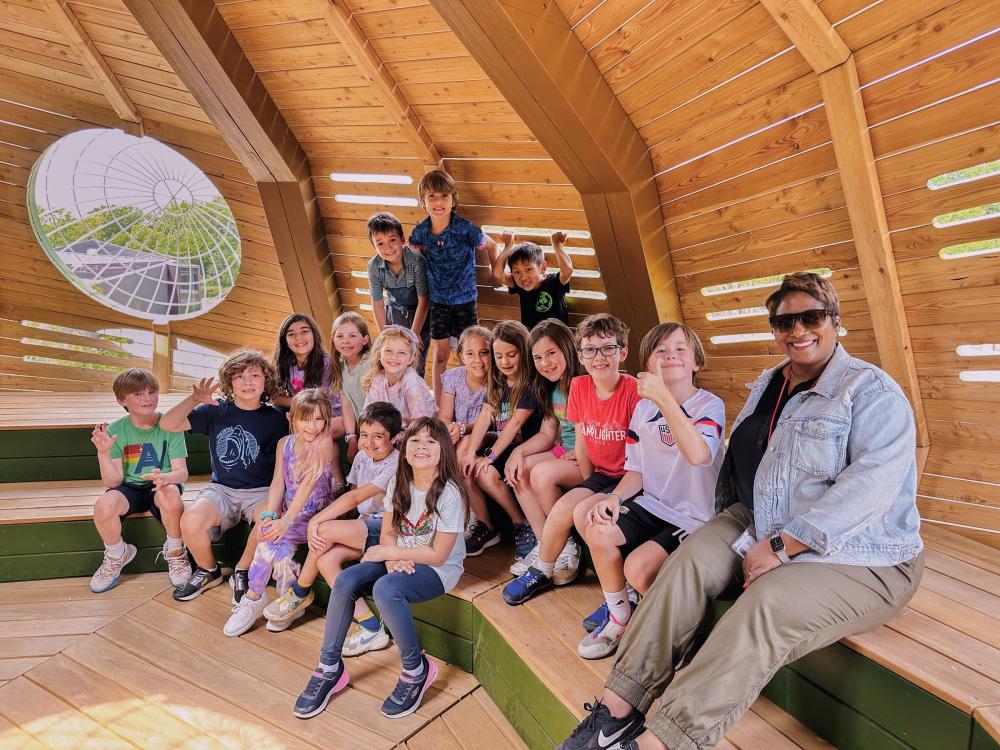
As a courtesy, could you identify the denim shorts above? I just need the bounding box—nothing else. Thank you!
[363,515,383,551]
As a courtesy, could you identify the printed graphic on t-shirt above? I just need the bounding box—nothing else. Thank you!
[398,509,434,547]
[216,425,260,469]
[535,291,554,313]
[577,417,629,444]
[122,441,168,477]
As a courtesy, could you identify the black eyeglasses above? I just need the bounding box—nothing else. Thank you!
[768,309,835,333]
[579,344,622,359]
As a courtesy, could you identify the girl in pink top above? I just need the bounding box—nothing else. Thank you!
[362,326,437,427]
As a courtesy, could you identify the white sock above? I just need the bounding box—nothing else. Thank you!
[319,660,342,675]
[403,659,425,678]
[535,559,555,578]
[605,588,631,625]
[165,536,184,552]
[106,540,126,558]
[626,583,638,602]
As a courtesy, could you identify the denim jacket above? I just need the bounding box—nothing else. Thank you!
[716,344,923,566]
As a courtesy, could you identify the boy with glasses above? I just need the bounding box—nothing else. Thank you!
[503,314,641,605]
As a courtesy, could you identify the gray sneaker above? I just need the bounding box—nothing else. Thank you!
[157,543,192,588]
[343,620,391,656]
[90,544,137,593]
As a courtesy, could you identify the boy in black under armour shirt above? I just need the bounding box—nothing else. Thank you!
[492,230,574,330]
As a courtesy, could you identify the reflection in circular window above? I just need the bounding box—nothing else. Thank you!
[27,128,241,323]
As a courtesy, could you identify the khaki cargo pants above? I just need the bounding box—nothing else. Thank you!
[606,503,923,750]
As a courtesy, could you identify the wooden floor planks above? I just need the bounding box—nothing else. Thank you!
[0,573,522,749]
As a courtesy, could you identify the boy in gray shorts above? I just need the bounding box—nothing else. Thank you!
[161,348,288,600]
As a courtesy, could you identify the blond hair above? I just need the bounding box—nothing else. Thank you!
[363,325,419,392]
[288,389,334,484]
[329,311,372,396]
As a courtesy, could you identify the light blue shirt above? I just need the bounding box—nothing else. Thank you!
[716,344,923,567]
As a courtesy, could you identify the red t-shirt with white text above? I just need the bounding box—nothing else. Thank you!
[566,374,640,477]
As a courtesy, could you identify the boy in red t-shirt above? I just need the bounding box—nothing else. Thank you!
[503,314,640,605]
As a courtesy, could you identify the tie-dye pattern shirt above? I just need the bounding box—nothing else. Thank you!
[108,413,188,486]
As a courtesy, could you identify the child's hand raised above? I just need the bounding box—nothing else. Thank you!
[637,358,674,405]
[190,377,218,405]
[91,423,116,454]
[500,230,515,249]
[550,230,568,246]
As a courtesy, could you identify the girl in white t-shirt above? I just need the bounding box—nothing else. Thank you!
[576,323,725,661]
[293,417,467,721]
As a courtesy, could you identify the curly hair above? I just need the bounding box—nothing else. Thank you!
[389,417,468,534]
[218,348,280,404]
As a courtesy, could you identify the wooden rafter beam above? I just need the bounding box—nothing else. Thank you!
[44,0,141,124]
[758,0,849,73]
[429,0,683,349]
[321,1,440,170]
[760,0,929,457]
[819,60,928,451]
[122,0,339,339]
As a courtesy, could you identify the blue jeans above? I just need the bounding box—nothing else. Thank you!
[319,561,444,670]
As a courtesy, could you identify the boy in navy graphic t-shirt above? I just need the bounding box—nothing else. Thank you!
[161,348,288,601]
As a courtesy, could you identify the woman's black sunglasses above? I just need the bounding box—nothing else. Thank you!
[768,309,836,333]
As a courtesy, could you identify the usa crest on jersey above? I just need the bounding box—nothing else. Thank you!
[659,424,676,446]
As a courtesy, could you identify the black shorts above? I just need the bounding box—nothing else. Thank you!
[109,483,183,521]
[616,500,685,557]
[429,299,478,341]
[573,471,621,495]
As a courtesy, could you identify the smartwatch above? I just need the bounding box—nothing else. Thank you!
[476,446,496,461]
[769,534,792,564]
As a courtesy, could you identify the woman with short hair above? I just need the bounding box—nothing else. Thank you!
[558,272,924,750]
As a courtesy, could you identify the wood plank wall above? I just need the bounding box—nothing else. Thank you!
[557,0,1000,545]
[212,0,611,338]
[0,0,292,391]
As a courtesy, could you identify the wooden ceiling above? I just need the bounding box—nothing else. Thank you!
[0,0,998,546]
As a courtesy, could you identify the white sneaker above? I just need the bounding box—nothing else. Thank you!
[158,544,192,588]
[577,613,629,659]
[553,538,581,586]
[510,543,539,577]
[343,621,391,656]
[90,544,137,593]
[223,592,269,637]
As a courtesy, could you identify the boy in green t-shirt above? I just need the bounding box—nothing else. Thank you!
[90,368,189,593]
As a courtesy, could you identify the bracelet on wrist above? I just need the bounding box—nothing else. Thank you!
[345,433,358,441]
[458,423,466,438]
[279,516,292,527]
[259,511,277,522]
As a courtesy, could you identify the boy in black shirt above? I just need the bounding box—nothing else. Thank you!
[160,348,288,601]
[492,230,574,330]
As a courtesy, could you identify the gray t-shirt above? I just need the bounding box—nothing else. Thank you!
[338,352,370,422]
[383,478,466,591]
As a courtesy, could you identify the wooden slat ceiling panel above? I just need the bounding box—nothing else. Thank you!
[211,0,610,330]
[0,3,296,386]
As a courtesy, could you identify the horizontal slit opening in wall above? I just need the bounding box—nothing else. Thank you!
[335,194,418,207]
[933,203,1000,228]
[928,159,1000,190]
[939,238,1000,259]
[959,370,1000,382]
[701,268,832,296]
[956,344,1000,356]
[330,173,413,185]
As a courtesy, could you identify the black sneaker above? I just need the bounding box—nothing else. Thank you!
[381,654,438,719]
[556,699,644,750]
[512,521,537,560]
[172,566,222,601]
[229,568,249,604]
[293,661,349,719]
[464,521,500,557]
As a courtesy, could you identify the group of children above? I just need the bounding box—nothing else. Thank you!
[86,167,728,722]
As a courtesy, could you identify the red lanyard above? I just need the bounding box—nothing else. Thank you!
[767,372,790,443]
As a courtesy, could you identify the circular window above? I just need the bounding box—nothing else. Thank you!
[27,128,241,323]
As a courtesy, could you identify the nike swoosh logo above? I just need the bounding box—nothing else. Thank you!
[597,720,635,747]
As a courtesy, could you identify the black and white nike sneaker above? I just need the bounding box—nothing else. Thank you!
[556,699,645,750]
